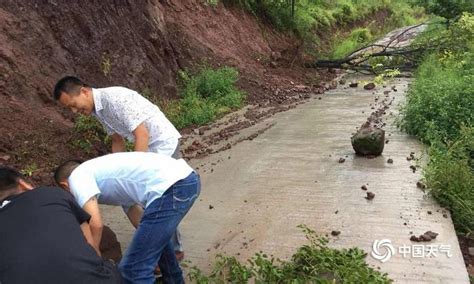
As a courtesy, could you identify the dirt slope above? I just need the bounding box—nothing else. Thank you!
[0,0,332,182]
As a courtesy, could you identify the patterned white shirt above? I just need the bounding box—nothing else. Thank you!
[92,87,181,156]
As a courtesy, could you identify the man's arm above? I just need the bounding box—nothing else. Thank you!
[111,133,126,153]
[82,196,103,256]
[132,123,149,152]
[80,222,96,251]
[125,204,144,229]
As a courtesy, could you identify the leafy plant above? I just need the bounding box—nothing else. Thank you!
[415,0,474,20]
[72,115,108,153]
[188,225,392,283]
[205,0,219,7]
[164,66,246,129]
[400,13,474,234]
[424,127,474,233]
[21,163,38,177]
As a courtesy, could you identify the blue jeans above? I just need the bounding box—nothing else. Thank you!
[118,172,200,283]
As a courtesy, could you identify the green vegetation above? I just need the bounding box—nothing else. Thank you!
[159,66,246,129]
[187,225,391,283]
[400,12,474,234]
[218,0,423,58]
[415,0,474,20]
[72,115,107,153]
[21,163,38,177]
[331,27,373,59]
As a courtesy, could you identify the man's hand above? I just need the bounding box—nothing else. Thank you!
[111,133,126,153]
[83,196,103,256]
[132,123,149,152]
[126,204,144,229]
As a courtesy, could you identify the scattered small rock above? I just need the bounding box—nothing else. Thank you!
[416,181,426,189]
[331,230,341,236]
[338,158,346,163]
[0,155,10,161]
[468,247,474,257]
[339,79,346,85]
[366,191,375,200]
[209,205,214,210]
[349,82,358,88]
[409,165,417,173]
[364,82,376,90]
[427,211,432,215]
[410,231,438,242]
[385,139,389,144]
[334,210,339,214]
[387,158,393,164]
[443,213,448,218]
[270,51,281,61]
[361,185,368,191]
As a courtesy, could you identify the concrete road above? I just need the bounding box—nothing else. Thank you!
[102,74,469,283]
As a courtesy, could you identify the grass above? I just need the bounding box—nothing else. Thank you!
[331,27,373,59]
[187,225,391,283]
[159,66,246,129]
[220,0,424,58]
[400,12,474,234]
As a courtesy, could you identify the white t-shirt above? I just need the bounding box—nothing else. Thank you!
[67,152,193,209]
[92,87,181,156]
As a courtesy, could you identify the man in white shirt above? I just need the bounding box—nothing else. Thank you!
[53,76,185,256]
[54,152,200,284]
[53,76,181,156]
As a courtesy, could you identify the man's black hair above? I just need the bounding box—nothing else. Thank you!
[53,76,89,100]
[54,160,83,185]
[0,166,24,193]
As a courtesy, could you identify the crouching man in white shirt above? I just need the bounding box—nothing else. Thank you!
[54,152,200,284]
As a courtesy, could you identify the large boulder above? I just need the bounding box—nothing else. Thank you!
[351,126,385,156]
[100,225,122,263]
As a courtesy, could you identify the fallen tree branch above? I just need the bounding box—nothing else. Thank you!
[309,22,441,72]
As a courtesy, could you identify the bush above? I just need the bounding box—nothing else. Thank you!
[415,0,474,20]
[400,54,473,143]
[331,28,373,58]
[400,13,474,233]
[425,127,474,233]
[188,225,391,283]
[165,66,246,129]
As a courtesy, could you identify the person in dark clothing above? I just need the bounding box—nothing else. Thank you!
[0,166,123,284]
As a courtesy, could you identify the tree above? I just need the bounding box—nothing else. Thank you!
[416,0,474,20]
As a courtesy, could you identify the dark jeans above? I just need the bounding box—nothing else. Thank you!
[118,172,200,283]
